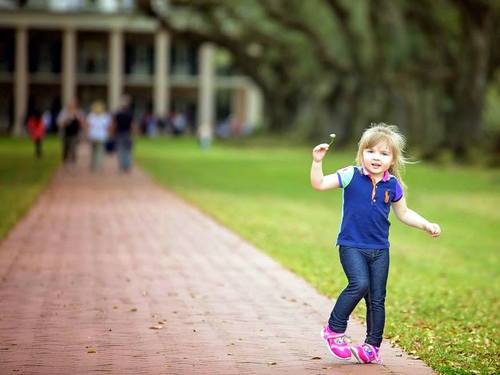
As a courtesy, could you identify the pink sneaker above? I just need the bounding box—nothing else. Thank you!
[320,326,351,360]
[351,343,382,364]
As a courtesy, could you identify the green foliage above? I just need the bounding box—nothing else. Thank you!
[0,137,60,240]
[484,72,500,132]
[137,137,499,374]
[144,0,500,158]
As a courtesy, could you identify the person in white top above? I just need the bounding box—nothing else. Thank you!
[86,101,111,171]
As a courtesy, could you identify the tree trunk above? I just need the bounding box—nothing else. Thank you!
[445,13,492,160]
[263,91,299,133]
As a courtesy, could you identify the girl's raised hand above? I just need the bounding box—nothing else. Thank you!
[312,143,330,162]
[424,222,441,237]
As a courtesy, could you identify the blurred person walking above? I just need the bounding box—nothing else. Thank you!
[139,102,158,137]
[57,100,85,164]
[27,109,45,159]
[87,101,111,172]
[111,95,135,173]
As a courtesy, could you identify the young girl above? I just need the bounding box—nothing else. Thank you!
[310,123,441,364]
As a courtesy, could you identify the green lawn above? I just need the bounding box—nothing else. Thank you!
[0,137,60,240]
[136,137,499,375]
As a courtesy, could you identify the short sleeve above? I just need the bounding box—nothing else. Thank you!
[392,179,403,202]
[336,166,355,188]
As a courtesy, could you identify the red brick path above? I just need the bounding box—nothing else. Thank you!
[0,148,435,374]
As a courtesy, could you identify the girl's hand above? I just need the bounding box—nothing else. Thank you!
[424,222,441,237]
[312,143,330,162]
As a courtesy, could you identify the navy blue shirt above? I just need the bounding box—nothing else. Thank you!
[336,166,403,249]
[114,110,134,135]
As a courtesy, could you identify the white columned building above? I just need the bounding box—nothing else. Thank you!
[14,27,27,136]
[0,7,263,136]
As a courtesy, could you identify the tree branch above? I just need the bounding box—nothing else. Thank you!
[256,0,349,75]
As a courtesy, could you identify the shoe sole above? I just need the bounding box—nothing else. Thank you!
[350,346,364,363]
[320,329,351,361]
[350,346,383,364]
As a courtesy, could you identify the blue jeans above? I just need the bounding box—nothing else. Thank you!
[116,134,132,172]
[329,246,389,347]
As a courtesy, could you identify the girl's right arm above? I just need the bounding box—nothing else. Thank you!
[310,144,341,191]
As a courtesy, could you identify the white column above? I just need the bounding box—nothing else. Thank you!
[109,28,123,112]
[154,29,170,118]
[62,28,76,106]
[197,43,215,143]
[13,27,28,136]
[246,83,263,128]
[232,87,247,124]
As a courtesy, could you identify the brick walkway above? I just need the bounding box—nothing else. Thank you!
[0,146,435,374]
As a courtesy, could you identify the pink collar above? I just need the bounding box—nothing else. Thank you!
[361,166,390,182]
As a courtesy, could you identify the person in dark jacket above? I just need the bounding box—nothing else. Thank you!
[57,100,85,163]
[111,95,136,172]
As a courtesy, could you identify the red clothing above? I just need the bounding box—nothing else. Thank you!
[28,117,45,140]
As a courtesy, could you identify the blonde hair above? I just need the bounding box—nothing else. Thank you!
[91,101,106,114]
[355,123,408,188]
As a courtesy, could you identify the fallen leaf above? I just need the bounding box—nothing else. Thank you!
[267,362,277,366]
[311,356,321,360]
[130,308,138,312]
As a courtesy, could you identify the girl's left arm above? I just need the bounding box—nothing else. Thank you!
[392,196,441,237]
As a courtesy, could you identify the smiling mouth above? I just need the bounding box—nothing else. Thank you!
[371,163,381,168]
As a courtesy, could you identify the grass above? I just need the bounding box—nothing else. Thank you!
[136,137,499,375]
[0,137,60,241]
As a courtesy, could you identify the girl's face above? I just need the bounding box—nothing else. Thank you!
[362,141,394,177]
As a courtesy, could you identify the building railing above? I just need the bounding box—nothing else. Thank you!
[23,0,136,13]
